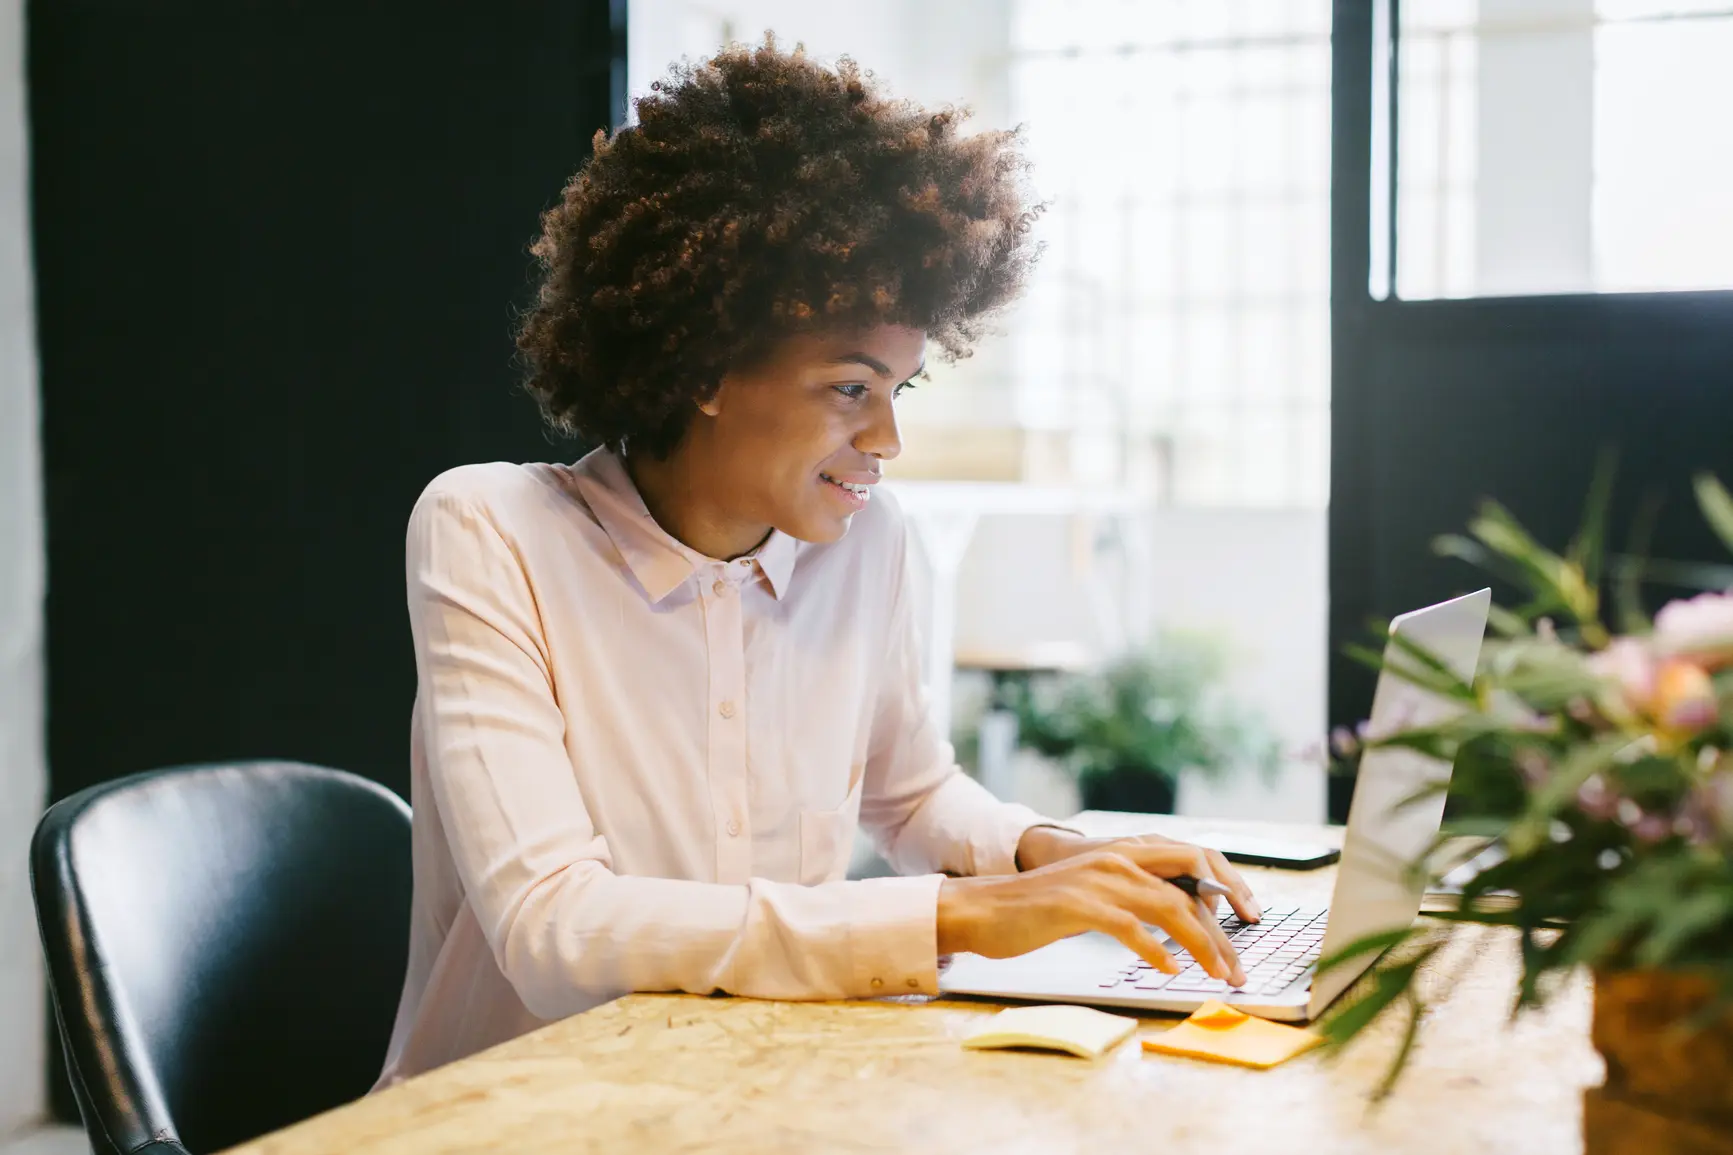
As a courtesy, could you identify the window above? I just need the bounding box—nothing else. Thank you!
[1005,0,1333,507]
[1396,0,1733,298]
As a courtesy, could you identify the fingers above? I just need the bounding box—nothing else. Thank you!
[1091,908,1181,974]
[1119,838,1208,874]
[1202,848,1262,923]
[1190,894,1247,987]
[1095,855,1245,986]
[1120,838,1264,924]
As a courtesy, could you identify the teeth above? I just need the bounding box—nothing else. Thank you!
[821,474,871,496]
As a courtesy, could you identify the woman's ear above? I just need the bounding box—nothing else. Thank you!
[696,379,725,418]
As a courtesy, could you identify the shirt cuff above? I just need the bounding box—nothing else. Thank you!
[845,874,945,996]
[969,802,1062,877]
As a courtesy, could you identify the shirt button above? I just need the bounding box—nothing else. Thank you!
[718,700,737,719]
[726,819,741,837]
[870,978,884,990]
[738,558,752,567]
[906,979,919,989]
[713,580,728,596]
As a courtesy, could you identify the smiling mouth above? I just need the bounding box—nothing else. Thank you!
[821,471,873,492]
[820,473,873,499]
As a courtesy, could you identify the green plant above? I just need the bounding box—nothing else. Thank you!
[1001,632,1280,798]
[1321,469,1733,1098]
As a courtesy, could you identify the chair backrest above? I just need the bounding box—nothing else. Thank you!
[31,761,412,1155]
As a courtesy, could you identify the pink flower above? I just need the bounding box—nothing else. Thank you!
[1586,637,1658,715]
[1587,634,1656,724]
[1653,659,1718,734]
[1514,748,1550,785]
[1576,774,1619,821]
[1706,768,1733,840]
[1587,637,1720,733]
[1631,813,1673,843]
[1653,590,1733,670]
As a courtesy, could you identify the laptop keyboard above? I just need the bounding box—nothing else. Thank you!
[1097,904,1330,998]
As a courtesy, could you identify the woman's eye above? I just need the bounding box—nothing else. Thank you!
[831,382,916,400]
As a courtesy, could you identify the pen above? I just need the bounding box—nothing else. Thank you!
[1168,874,1234,900]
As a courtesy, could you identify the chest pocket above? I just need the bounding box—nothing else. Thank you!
[797,765,865,885]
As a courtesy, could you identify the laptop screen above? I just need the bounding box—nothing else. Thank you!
[1308,588,1491,1014]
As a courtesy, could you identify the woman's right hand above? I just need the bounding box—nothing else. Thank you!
[936,848,1248,987]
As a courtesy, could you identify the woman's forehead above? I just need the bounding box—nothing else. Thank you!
[762,326,927,371]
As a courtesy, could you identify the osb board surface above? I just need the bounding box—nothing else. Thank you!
[225,823,1602,1155]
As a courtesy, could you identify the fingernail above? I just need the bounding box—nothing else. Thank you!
[1248,899,1263,921]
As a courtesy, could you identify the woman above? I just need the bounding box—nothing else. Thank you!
[375,39,1255,1087]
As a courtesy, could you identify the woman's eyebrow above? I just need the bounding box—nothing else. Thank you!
[825,352,925,380]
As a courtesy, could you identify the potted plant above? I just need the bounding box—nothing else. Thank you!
[1322,470,1733,1150]
[1001,632,1279,814]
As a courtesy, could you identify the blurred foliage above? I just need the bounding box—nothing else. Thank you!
[996,632,1281,794]
[1320,466,1733,1097]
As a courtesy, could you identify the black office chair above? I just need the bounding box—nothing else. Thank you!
[31,761,412,1155]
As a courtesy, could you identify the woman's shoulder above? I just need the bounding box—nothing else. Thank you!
[414,461,579,515]
[407,462,587,546]
[417,461,545,504]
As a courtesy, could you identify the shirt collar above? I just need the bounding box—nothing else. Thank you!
[572,448,797,604]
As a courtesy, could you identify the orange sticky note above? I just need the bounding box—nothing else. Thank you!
[1140,1000,1322,1069]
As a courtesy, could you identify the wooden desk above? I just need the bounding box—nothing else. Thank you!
[225,817,1601,1155]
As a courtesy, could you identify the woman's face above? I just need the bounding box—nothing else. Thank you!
[690,324,925,546]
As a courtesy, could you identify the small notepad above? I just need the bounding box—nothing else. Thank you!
[1140,1000,1322,1068]
[960,1005,1139,1059]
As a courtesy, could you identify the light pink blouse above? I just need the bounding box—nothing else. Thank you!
[374,449,1051,1086]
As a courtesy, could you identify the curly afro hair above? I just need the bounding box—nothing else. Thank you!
[515,36,1042,456]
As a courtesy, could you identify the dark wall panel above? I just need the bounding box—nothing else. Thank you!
[30,1,622,1118]
[33,1,621,804]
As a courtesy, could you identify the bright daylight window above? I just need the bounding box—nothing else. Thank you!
[1397,0,1733,298]
[1004,0,1333,508]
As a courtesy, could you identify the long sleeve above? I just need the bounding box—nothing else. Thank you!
[407,487,944,1021]
[857,510,1052,878]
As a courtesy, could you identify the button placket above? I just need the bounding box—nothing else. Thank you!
[702,565,752,882]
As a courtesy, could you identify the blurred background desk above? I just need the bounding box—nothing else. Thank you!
[886,479,1149,742]
[221,817,1600,1155]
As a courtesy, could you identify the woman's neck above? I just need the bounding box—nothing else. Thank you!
[622,445,771,562]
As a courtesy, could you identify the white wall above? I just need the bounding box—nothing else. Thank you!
[0,0,45,1136]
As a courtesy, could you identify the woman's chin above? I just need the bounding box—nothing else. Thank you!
[780,510,854,545]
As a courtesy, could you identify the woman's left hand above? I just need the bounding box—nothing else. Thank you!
[1016,826,1262,923]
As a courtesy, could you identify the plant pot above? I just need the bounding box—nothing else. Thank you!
[1585,969,1733,1154]
[1077,765,1176,814]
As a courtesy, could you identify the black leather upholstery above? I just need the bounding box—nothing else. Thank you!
[31,761,412,1155]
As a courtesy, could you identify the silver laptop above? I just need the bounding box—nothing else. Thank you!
[939,588,1491,1023]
